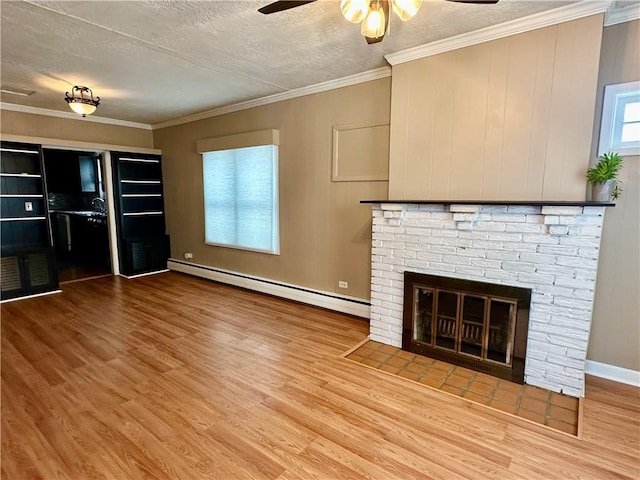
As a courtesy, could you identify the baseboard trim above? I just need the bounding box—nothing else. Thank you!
[585,360,640,387]
[121,269,170,280]
[168,259,371,318]
[0,289,62,303]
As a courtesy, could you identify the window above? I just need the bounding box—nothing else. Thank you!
[598,81,640,157]
[201,136,279,255]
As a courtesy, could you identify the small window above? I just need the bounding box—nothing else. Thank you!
[202,144,279,254]
[598,81,640,157]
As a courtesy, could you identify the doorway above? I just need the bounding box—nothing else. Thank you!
[43,148,112,283]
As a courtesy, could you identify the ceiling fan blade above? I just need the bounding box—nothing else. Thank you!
[258,1,317,15]
[445,0,499,3]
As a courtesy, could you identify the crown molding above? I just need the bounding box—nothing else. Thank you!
[604,0,640,26]
[0,102,152,130]
[152,66,392,130]
[385,1,611,66]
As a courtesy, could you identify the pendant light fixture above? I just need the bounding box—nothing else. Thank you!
[340,0,422,43]
[65,85,100,117]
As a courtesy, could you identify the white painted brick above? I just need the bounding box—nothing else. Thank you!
[431,229,460,238]
[469,258,503,269]
[503,242,538,253]
[547,354,585,370]
[371,284,382,293]
[522,234,559,245]
[506,223,548,234]
[417,219,446,228]
[487,232,523,242]
[558,236,600,247]
[428,245,457,254]
[572,226,602,237]
[566,348,587,360]
[543,215,560,225]
[545,331,589,347]
[582,206,606,216]
[561,386,583,398]
[541,206,583,215]
[547,373,583,390]
[417,204,447,211]
[553,296,594,311]
[453,213,481,221]
[454,238,473,248]
[443,221,459,229]
[373,232,395,241]
[443,255,472,265]
[569,215,605,226]
[485,251,518,261]
[479,206,509,213]
[381,301,403,312]
[520,252,557,264]
[535,264,575,277]
[485,268,519,280]
[458,231,490,240]
[475,221,507,231]
[371,277,394,287]
[388,218,402,226]
[380,204,406,211]
[526,378,563,394]
[469,240,503,250]
[577,247,601,259]
[492,214,526,223]
[528,339,568,356]
[555,255,595,268]
[381,226,406,234]
[382,256,404,266]
[574,268,597,280]
[372,209,384,217]
[525,214,545,224]
[380,241,405,250]
[371,291,393,302]
[371,262,394,272]
[404,260,432,270]
[405,227,431,236]
[417,252,444,262]
[502,261,535,273]
[518,272,555,285]
[508,206,542,214]
[429,263,457,273]
[537,244,578,256]
[394,250,417,259]
[527,348,547,361]
[449,205,480,213]
[454,266,485,276]
[428,212,454,220]
[380,273,404,283]
[456,248,488,258]
[554,276,595,290]
[548,316,591,331]
[549,226,569,235]
[456,222,474,230]
[372,247,392,257]
[383,211,399,218]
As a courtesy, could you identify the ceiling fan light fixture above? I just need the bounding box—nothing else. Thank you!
[361,1,386,39]
[391,0,422,21]
[65,85,100,117]
[340,0,369,23]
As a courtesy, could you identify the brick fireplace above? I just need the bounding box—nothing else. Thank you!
[364,201,612,398]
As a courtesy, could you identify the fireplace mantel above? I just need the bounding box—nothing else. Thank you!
[361,200,615,207]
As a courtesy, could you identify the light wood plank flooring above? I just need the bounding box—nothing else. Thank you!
[2,272,639,479]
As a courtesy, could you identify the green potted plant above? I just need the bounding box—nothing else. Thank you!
[586,152,623,201]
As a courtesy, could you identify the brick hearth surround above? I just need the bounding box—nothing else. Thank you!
[368,203,607,398]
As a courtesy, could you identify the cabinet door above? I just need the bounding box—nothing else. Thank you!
[0,249,58,300]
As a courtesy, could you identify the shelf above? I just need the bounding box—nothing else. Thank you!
[360,199,616,207]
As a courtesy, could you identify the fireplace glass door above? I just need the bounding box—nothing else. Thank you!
[410,286,518,367]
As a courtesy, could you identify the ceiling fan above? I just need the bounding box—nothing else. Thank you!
[258,0,499,44]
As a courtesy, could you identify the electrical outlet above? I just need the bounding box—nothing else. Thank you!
[338,281,348,289]
[184,252,193,260]
[24,201,33,212]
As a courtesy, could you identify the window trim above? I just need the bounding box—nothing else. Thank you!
[598,80,640,157]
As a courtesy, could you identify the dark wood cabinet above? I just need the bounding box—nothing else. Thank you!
[0,248,58,300]
[44,149,98,194]
[111,151,169,276]
[1,141,58,300]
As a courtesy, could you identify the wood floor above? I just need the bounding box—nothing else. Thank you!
[1,272,639,479]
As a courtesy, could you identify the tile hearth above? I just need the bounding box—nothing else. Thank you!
[346,340,580,436]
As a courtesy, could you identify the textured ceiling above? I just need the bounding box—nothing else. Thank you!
[0,0,582,125]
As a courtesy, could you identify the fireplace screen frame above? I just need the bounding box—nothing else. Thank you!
[402,272,531,384]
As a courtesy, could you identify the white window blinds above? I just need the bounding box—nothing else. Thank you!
[203,145,279,254]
